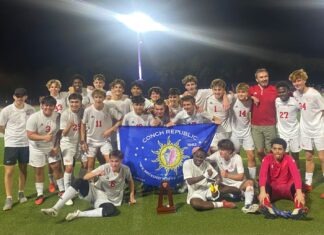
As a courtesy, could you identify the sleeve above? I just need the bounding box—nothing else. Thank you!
[26,114,37,132]
[0,107,8,126]
[82,108,89,124]
[122,114,128,126]
[235,155,244,174]
[287,156,302,189]
[182,160,192,180]
[110,106,123,121]
[124,166,132,181]
[259,156,270,187]
[60,111,68,130]
[92,164,107,176]
[206,152,217,162]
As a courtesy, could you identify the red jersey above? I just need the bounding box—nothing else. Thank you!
[249,84,277,125]
[259,153,302,189]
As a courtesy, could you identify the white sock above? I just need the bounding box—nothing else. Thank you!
[35,182,44,196]
[212,201,223,208]
[56,178,65,192]
[305,172,313,185]
[64,172,72,191]
[248,167,257,179]
[48,174,55,184]
[244,186,254,206]
[53,186,77,211]
[78,208,103,218]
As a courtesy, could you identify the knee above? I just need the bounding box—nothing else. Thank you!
[100,203,117,217]
[71,178,87,191]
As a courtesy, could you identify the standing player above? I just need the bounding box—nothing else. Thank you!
[289,69,324,192]
[26,96,65,205]
[122,96,153,126]
[129,81,152,111]
[275,81,301,167]
[0,88,35,210]
[67,74,91,107]
[150,98,170,126]
[41,150,136,221]
[166,88,182,118]
[87,74,106,104]
[230,83,256,179]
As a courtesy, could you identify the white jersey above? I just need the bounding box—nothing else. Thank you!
[82,104,122,145]
[26,111,60,152]
[122,111,153,126]
[172,110,212,124]
[169,105,183,118]
[63,88,90,107]
[183,159,217,204]
[206,94,232,133]
[53,93,68,114]
[207,151,244,186]
[195,89,213,110]
[275,97,300,138]
[293,88,324,137]
[60,108,83,145]
[230,98,252,138]
[104,98,132,115]
[0,103,35,147]
[92,163,132,206]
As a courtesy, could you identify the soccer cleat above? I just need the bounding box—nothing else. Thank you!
[242,204,259,214]
[291,207,308,220]
[259,204,277,219]
[320,193,324,199]
[34,195,45,205]
[41,208,58,217]
[3,198,13,211]
[304,184,312,193]
[222,200,237,209]
[48,182,56,193]
[65,199,74,206]
[65,210,81,221]
[18,192,27,203]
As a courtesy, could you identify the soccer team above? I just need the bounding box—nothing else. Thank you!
[0,68,323,221]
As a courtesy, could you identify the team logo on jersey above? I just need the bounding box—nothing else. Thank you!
[151,136,189,174]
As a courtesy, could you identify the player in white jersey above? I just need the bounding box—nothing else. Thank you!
[122,96,154,126]
[81,89,123,172]
[66,74,91,107]
[0,88,35,210]
[166,88,182,118]
[26,96,65,205]
[46,79,67,114]
[151,98,170,126]
[206,79,233,152]
[87,74,106,104]
[183,147,236,210]
[275,81,301,167]
[229,83,256,179]
[207,139,259,214]
[289,69,324,193]
[41,150,136,221]
[129,81,152,111]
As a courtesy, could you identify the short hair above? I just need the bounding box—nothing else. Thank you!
[168,88,181,96]
[210,79,226,89]
[270,138,287,150]
[68,93,83,101]
[109,150,124,159]
[110,79,125,89]
[217,139,235,153]
[93,74,106,82]
[275,81,290,90]
[71,74,84,83]
[181,95,196,104]
[46,79,62,89]
[92,89,106,98]
[192,147,207,158]
[41,96,57,106]
[288,69,308,82]
[130,81,143,90]
[182,74,198,85]
[255,68,268,78]
[131,95,145,104]
[235,83,249,93]
[148,86,163,97]
[154,98,166,106]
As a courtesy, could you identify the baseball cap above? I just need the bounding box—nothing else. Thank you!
[14,88,27,97]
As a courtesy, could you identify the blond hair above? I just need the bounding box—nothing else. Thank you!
[288,69,308,82]
[46,79,62,89]
[236,83,249,92]
[210,78,226,89]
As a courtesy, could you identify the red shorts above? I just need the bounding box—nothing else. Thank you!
[266,181,295,202]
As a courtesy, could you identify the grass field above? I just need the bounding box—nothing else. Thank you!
[1,138,324,235]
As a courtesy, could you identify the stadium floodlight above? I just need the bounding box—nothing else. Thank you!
[115,12,168,81]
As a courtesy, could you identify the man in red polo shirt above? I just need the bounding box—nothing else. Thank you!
[249,68,277,161]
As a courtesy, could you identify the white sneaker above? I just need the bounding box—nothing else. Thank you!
[3,198,13,211]
[65,199,74,206]
[65,210,81,221]
[41,208,58,217]
[18,192,28,203]
[242,204,259,214]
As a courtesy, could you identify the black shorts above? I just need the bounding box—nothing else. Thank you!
[4,147,29,165]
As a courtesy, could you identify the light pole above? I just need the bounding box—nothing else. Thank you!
[115,12,167,81]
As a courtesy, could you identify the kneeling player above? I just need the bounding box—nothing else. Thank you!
[259,138,307,219]
[41,150,136,221]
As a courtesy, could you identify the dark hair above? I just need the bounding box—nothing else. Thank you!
[130,81,143,90]
[148,86,163,97]
[168,88,181,96]
[41,96,57,106]
[131,95,145,104]
[181,95,195,104]
[68,93,83,101]
[217,139,235,153]
[275,81,290,90]
[71,74,84,83]
[154,98,166,106]
[109,150,124,159]
[270,138,287,150]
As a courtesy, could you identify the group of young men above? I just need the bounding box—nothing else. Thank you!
[0,68,323,221]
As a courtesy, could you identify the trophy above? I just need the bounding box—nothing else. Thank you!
[156,180,176,214]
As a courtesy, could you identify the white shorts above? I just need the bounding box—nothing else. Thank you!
[210,132,231,149]
[83,183,121,207]
[187,189,214,204]
[280,136,300,153]
[87,142,112,158]
[61,142,80,166]
[222,179,243,189]
[230,134,255,152]
[300,136,324,151]
[29,148,61,168]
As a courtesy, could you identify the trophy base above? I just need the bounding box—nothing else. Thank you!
[157,205,176,214]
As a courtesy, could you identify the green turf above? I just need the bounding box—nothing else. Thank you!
[1,138,324,235]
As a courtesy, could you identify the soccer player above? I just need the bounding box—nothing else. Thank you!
[207,139,259,213]
[122,96,153,126]
[148,86,163,105]
[81,89,123,172]
[289,69,324,192]
[230,83,256,179]
[0,88,35,210]
[129,81,152,111]
[26,96,65,205]
[150,98,170,126]
[258,138,307,219]
[249,68,277,161]
[275,81,301,167]
[87,74,106,104]
[67,74,91,107]
[166,88,182,118]
[41,150,136,221]
[183,147,236,211]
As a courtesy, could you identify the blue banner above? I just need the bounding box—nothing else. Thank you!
[119,123,217,187]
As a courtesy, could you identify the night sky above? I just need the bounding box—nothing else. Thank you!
[1,0,324,102]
